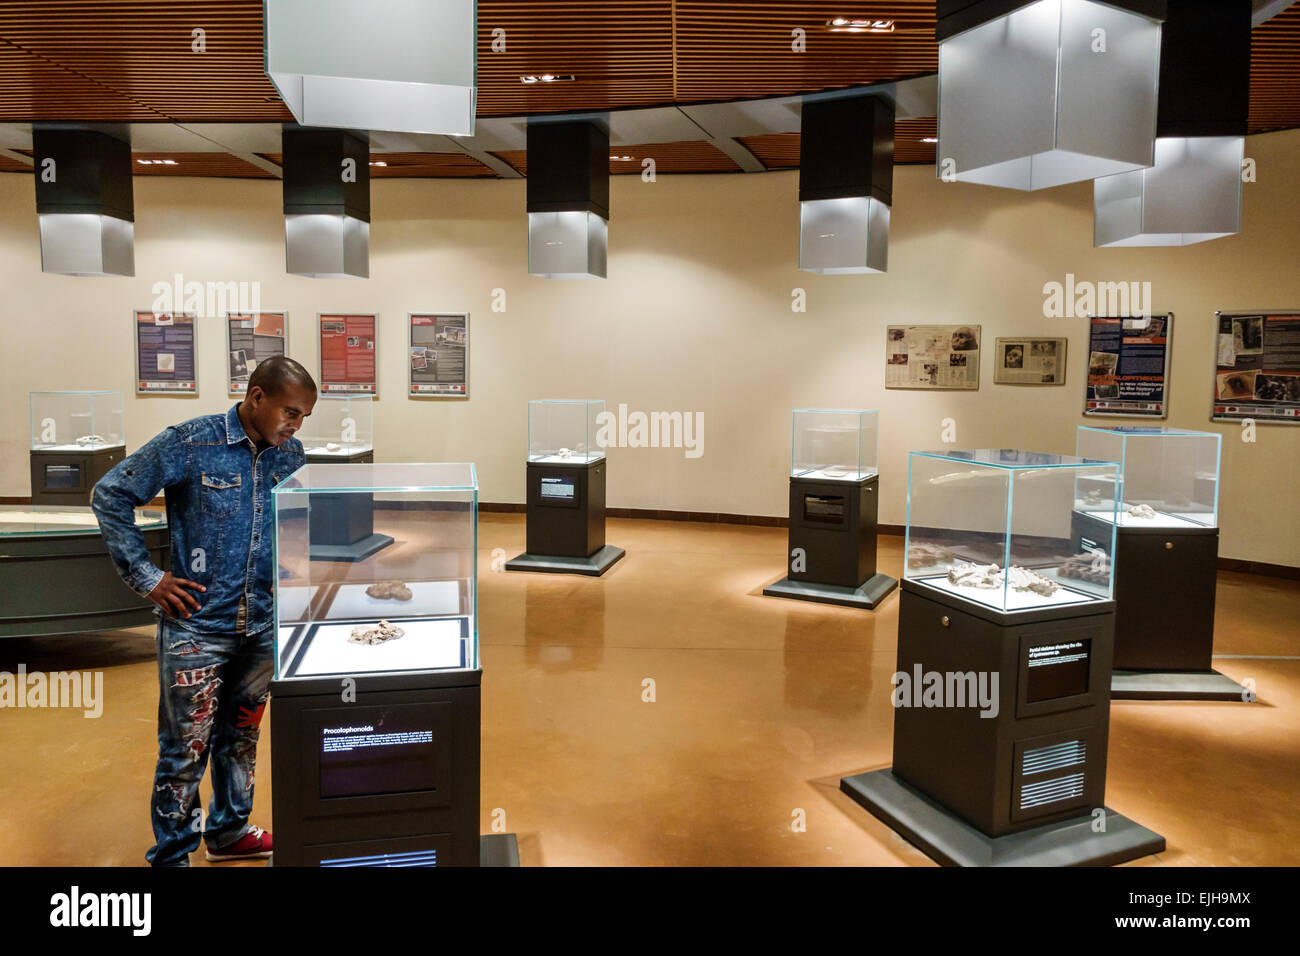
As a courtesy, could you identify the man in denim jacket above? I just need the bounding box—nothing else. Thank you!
[93,356,316,866]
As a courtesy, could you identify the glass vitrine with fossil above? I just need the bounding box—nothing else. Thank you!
[904,449,1119,613]
[298,395,374,459]
[528,399,604,464]
[1075,426,1220,529]
[30,390,124,452]
[792,409,878,481]
[273,462,478,680]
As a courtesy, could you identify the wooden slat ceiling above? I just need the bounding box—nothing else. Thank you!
[0,1,1295,177]
[132,151,273,178]
[741,118,938,167]
[261,152,499,178]
[492,141,742,176]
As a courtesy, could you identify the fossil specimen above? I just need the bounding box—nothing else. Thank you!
[1083,488,1104,505]
[557,447,573,459]
[908,543,954,568]
[947,560,1060,595]
[1125,503,1157,520]
[365,581,413,601]
[325,442,341,452]
[75,435,106,446]
[1058,551,1110,584]
[1003,565,1060,596]
[822,465,849,478]
[947,560,1001,589]
[348,620,405,645]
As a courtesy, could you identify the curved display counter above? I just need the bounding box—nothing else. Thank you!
[0,506,169,638]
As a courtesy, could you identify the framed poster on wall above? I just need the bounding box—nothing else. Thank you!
[135,311,198,394]
[1212,312,1300,424]
[318,313,377,395]
[993,337,1067,385]
[227,311,288,395]
[885,325,981,389]
[408,312,469,397]
[1083,314,1172,418]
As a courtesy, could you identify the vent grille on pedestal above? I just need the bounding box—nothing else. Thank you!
[321,849,438,867]
[1019,772,1086,811]
[1021,739,1087,776]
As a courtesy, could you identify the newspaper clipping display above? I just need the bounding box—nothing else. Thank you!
[993,337,1067,385]
[885,325,981,390]
[1212,312,1300,424]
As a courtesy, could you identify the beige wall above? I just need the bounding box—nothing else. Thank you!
[2,129,1297,566]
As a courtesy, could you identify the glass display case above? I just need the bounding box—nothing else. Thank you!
[792,409,878,481]
[1076,426,1221,529]
[528,399,604,463]
[904,449,1119,612]
[273,463,478,680]
[298,395,374,458]
[30,390,124,451]
[0,505,163,536]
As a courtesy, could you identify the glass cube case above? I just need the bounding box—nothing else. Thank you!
[273,463,478,680]
[792,409,878,480]
[297,395,373,457]
[30,390,125,451]
[1076,426,1221,528]
[528,399,604,463]
[905,450,1119,612]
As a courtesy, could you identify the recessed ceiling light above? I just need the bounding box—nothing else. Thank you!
[921,137,938,144]
[520,73,576,84]
[826,18,894,33]
[136,158,178,165]
[369,160,388,167]
[610,155,633,161]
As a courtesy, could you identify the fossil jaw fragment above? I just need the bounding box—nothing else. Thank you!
[365,581,413,601]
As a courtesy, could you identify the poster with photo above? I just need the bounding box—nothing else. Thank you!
[319,313,377,395]
[226,311,288,395]
[884,325,981,390]
[135,311,198,394]
[1212,312,1300,424]
[1084,314,1172,418]
[993,337,1067,385]
[409,313,469,397]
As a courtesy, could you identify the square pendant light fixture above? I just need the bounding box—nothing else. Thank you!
[798,94,895,274]
[282,127,370,278]
[264,0,477,136]
[936,0,1165,191]
[1095,0,1249,246]
[33,127,135,276]
[527,120,609,279]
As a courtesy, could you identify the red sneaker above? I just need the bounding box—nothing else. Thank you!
[205,826,273,862]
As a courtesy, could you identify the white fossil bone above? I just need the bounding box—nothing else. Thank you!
[348,620,405,645]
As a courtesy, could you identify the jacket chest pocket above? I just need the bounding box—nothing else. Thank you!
[201,473,243,516]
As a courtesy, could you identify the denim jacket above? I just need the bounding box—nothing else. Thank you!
[92,404,304,635]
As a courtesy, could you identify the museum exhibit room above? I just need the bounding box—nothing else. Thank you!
[1,0,1299,900]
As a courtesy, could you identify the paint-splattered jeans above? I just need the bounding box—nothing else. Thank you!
[146,619,274,867]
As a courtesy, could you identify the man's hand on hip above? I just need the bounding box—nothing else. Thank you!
[148,572,206,619]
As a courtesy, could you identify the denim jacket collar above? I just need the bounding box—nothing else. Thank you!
[225,403,252,449]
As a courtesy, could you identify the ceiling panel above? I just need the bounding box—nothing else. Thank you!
[492,140,742,176]
[131,151,274,178]
[1250,6,1300,132]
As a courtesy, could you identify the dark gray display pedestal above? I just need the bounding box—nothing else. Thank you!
[763,474,896,609]
[0,518,168,638]
[270,658,517,867]
[1074,513,1246,702]
[506,458,624,576]
[31,446,124,507]
[840,579,1164,867]
[303,449,394,563]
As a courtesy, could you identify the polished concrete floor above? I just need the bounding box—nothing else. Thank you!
[1,514,1297,866]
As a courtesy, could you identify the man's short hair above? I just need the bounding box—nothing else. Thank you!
[248,356,317,397]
